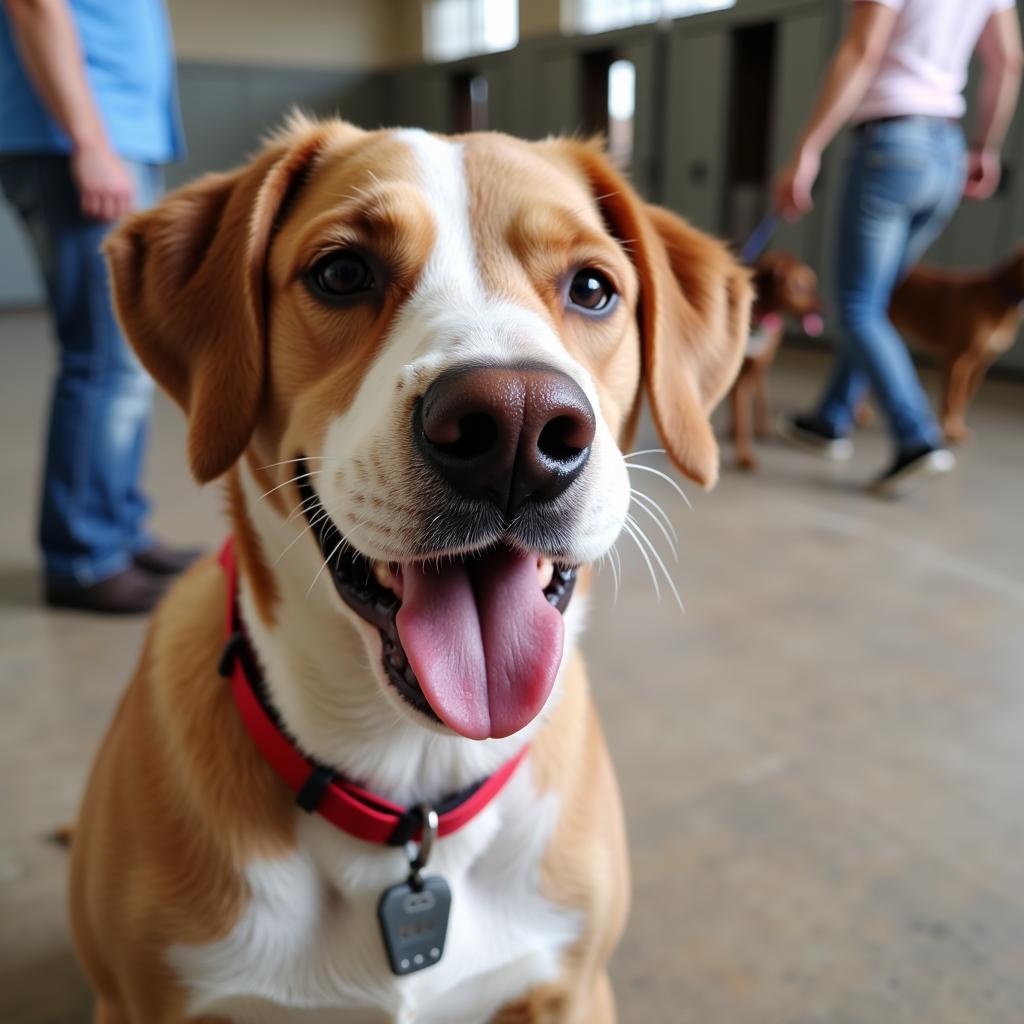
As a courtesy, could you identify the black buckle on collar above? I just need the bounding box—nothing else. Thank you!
[387,807,426,847]
[297,765,336,814]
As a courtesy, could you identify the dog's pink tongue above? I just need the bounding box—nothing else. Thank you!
[396,549,564,740]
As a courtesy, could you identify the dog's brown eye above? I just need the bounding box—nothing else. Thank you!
[568,269,616,313]
[308,251,375,301]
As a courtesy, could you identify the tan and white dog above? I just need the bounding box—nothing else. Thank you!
[68,115,751,1023]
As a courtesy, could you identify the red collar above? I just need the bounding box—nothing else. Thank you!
[217,538,527,846]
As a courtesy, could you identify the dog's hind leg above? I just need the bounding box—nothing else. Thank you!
[941,354,975,444]
[966,353,993,404]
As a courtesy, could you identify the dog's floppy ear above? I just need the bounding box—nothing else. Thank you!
[104,118,337,483]
[564,144,751,488]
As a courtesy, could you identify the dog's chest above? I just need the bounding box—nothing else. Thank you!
[169,770,582,1023]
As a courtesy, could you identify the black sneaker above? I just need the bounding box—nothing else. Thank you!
[869,443,955,497]
[777,413,854,461]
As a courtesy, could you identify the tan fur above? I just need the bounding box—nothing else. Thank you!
[889,249,1024,443]
[72,118,750,1021]
[69,557,295,1020]
[514,650,629,1023]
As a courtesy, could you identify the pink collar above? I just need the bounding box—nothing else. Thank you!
[217,538,528,846]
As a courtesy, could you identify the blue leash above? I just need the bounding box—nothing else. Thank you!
[739,213,779,266]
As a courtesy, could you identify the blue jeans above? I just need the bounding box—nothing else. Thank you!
[0,155,162,585]
[815,118,966,451]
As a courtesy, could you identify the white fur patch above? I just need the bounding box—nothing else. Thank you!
[169,757,580,1023]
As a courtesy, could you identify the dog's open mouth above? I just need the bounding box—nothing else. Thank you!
[296,465,577,740]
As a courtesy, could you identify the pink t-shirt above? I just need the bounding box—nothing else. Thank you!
[852,0,1018,123]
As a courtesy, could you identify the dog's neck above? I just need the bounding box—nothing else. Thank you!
[229,462,553,808]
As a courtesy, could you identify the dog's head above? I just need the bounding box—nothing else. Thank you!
[753,250,822,328]
[106,115,749,744]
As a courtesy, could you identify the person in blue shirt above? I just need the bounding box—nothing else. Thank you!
[1,0,194,612]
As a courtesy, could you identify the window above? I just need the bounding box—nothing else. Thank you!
[565,0,735,36]
[452,73,490,131]
[580,52,635,167]
[424,0,518,63]
[607,58,636,168]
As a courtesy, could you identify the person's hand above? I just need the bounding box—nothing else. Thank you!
[773,147,821,222]
[71,138,135,221]
[963,147,1001,201]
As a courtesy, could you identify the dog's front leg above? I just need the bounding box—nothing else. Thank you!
[753,365,773,438]
[730,369,758,470]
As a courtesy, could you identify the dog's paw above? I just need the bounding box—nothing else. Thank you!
[943,422,973,445]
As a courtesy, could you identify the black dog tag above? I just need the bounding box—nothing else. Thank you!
[378,874,451,975]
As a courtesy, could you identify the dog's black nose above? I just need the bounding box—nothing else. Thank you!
[415,365,596,516]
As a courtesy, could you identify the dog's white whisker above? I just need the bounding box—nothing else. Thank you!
[255,456,328,471]
[630,491,679,557]
[629,485,678,541]
[275,511,325,565]
[257,469,320,504]
[286,492,322,524]
[629,491,678,562]
[624,463,693,510]
[621,519,661,602]
[625,513,685,614]
[605,544,621,605]
[306,536,347,599]
[274,499,346,566]
[622,447,666,460]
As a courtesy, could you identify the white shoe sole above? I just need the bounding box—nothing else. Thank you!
[869,448,956,497]
[776,415,854,461]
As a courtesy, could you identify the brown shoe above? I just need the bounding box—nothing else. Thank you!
[45,566,167,614]
[133,541,203,576]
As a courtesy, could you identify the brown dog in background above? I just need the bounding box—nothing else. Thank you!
[730,251,823,469]
[890,246,1024,443]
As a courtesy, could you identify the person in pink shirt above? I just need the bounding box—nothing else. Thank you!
[774,0,1022,494]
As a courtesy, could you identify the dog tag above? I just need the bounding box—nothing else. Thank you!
[378,803,450,976]
[378,873,451,976]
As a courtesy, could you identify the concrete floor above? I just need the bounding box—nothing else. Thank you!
[2,307,1023,1023]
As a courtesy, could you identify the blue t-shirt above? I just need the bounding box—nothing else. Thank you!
[0,0,184,163]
